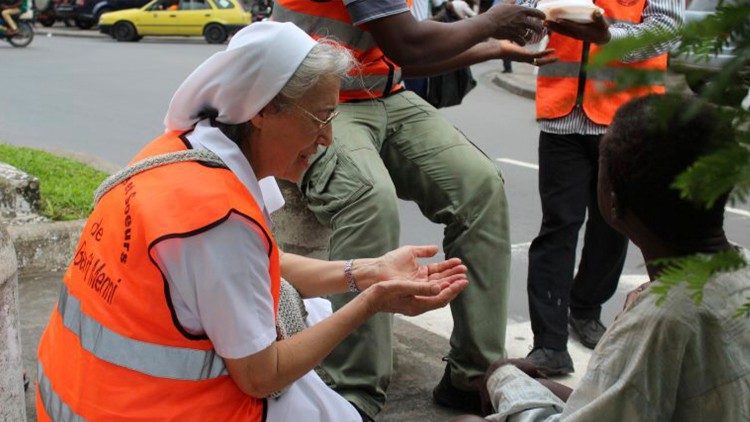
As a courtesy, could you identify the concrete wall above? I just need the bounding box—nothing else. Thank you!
[0,221,27,420]
[272,180,331,260]
[9,220,84,273]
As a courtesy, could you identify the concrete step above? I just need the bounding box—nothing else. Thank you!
[0,163,48,225]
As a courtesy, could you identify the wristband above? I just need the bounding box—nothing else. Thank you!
[344,259,360,293]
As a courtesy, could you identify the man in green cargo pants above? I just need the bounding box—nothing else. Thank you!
[273,0,547,418]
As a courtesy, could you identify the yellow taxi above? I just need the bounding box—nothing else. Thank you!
[99,0,251,44]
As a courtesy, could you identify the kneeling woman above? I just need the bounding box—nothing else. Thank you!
[36,22,467,421]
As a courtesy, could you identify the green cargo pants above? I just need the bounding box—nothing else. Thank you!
[300,90,510,417]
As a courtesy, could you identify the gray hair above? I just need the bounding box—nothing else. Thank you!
[212,38,354,145]
[273,37,355,108]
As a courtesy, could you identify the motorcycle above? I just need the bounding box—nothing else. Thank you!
[0,10,34,47]
[250,0,271,22]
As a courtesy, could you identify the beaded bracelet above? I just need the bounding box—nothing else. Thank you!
[344,259,360,293]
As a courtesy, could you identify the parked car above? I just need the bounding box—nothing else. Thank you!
[35,0,76,27]
[54,0,151,29]
[98,0,250,43]
[669,0,738,94]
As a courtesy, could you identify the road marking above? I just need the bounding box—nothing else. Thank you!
[726,206,750,218]
[496,157,750,219]
[496,158,539,170]
[511,241,531,252]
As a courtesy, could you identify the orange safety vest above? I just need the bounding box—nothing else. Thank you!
[272,0,412,102]
[36,132,281,421]
[536,0,667,125]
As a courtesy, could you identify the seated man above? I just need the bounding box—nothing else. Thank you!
[459,93,750,420]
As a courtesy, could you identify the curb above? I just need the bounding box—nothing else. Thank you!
[36,27,106,39]
[8,220,84,273]
[3,148,119,275]
[35,26,222,42]
[487,70,536,100]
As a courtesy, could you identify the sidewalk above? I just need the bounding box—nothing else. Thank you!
[489,62,538,100]
[35,24,106,39]
[34,24,208,43]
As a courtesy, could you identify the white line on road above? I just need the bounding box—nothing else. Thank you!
[496,157,750,219]
[726,206,750,218]
[496,158,539,170]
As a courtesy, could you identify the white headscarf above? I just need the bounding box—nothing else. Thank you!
[164,21,317,131]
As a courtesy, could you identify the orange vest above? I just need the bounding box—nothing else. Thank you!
[272,0,412,102]
[36,132,281,421]
[536,0,667,125]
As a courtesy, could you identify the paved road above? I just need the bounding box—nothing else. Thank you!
[4,34,750,391]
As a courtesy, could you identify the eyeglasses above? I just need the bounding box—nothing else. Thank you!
[293,104,339,131]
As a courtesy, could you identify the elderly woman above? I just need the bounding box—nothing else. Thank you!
[36,22,467,421]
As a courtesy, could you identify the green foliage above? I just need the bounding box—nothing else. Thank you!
[736,300,750,318]
[672,143,750,208]
[649,249,747,305]
[0,143,108,221]
[592,0,750,315]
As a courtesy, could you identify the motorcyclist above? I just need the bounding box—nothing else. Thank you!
[0,0,23,36]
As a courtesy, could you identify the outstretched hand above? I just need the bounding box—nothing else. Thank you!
[367,245,468,289]
[366,276,469,317]
[545,10,610,44]
[495,40,558,66]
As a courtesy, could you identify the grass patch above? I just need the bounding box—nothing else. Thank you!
[0,143,108,221]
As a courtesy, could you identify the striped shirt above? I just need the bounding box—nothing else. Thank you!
[518,0,683,135]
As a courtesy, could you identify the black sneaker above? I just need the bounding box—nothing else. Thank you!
[432,365,483,414]
[526,348,574,376]
[568,316,607,349]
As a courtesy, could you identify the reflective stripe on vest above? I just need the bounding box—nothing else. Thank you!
[36,132,274,421]
[37,362,85,422]
[538,61,666,84]
[272,3,376,52]
[535,0,667,124]
[272,0,409,101]
[54,283,227,381]
[341,71,403,93]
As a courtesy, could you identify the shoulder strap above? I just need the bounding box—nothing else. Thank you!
[93,149,226,204]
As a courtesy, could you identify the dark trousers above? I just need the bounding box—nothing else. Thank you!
[527,131,628,350]
[502,59,512,72]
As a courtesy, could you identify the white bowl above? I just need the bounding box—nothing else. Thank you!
[537,1,604,23]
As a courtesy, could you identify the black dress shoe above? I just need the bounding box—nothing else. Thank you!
[526,348,574,376]
[432,365,483,414]
[568,316,607,349]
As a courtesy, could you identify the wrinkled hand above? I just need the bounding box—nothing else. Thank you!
[366,276,468,317]
[368,245,467,289]
[447,0,477,19]
[545,10,610,44]
[494,39,557,66]
[485,4,546,46]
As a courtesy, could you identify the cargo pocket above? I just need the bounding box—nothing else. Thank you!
[303,147,372,225]
[454,125,505,185]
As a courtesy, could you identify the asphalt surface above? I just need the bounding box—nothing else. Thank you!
[5,26,750,421]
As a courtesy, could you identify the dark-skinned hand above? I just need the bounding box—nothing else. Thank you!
[545,10,611,44]
[485,4,546,46]
[494,40,558,66]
